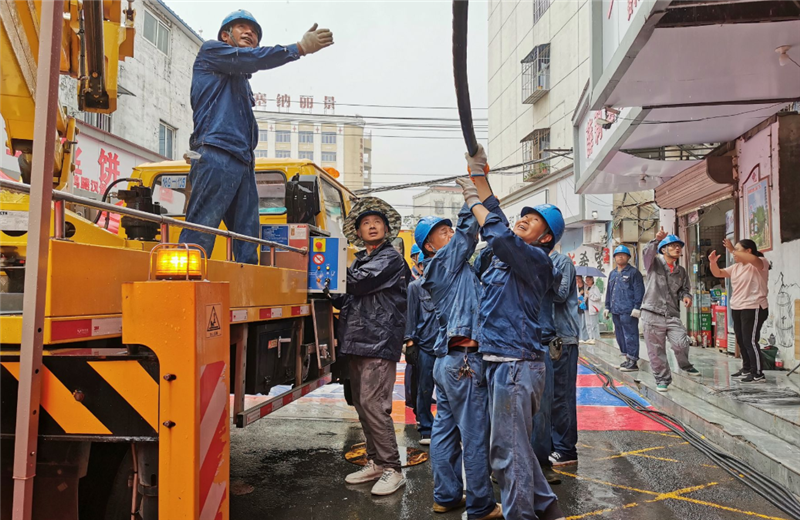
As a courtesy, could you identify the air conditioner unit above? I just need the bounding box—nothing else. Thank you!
[583,223,605,245]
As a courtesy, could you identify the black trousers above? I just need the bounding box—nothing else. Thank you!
[732,307,769,376]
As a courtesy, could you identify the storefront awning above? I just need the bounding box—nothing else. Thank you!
[591,2,800,111]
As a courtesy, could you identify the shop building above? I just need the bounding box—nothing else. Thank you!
[572,1,800,366]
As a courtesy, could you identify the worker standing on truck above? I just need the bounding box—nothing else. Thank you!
[418,207,501,519]
[336,197,409,496]
[457,145,566,520]
[180,10,333,263]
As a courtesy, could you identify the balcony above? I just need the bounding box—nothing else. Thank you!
[521,44,550,105]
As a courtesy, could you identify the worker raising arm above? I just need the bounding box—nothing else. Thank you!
[456,145,566,520]
[180,11,333,264]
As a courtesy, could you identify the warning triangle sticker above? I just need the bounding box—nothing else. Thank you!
[207,306,221,332]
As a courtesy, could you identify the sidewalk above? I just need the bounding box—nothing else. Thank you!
[581,334,800,494]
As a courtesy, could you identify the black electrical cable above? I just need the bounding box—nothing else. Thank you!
[92,177,141,224]
[453,0,478,158]
[579,358,800,519]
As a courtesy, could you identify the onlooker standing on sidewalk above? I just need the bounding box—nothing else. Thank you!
[403,257,438,444]
[584,276,602,343]
[708,238,770,383]
[337,198,409,495]
[577,276,590,343]
[549,252,581,469]
[604,245,645,371]
[640,228,701,392]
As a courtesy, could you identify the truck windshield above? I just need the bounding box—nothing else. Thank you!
[256,171,287,215]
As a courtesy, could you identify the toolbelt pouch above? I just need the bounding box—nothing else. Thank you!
[549,337,564,361]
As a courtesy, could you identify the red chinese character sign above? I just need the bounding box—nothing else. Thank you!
[324,96,335,115]
[300,95,314,113]
[254,92,267,110]
[276,94,291,112]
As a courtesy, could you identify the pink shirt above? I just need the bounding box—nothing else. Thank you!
[723,257,770,310]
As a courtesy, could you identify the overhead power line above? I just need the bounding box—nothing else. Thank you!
[255,98,488,111]
[355,153,572,195]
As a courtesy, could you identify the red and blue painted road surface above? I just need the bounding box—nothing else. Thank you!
[266,359,666,431]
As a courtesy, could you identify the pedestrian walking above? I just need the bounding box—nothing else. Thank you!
[604,245,645,371]
[335,198,410,496]
[417,207,500,519]
[584,276,602,343]
[548,252,581,469]
[180,11,332,263]
[458,144,566,520]
[708,238,770,383]
[641,228,701,392]
[577,276,590,342]
[403,257,438,445]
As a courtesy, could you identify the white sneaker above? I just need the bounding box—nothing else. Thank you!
[586,339,596,345]
[345,460,384,484]
[371,468,406,495]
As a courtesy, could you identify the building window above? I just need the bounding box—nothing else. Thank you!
[258,129,268,142]
[299,131,314,143]
[521,128,551,181]
[83,112,112,133]
[434,200,445,215]
[143,10,170,55]
[321,151,336,162]
[322,132,337,144]
[159,122,176,159]
[276,150,291,159]
[533,0,550,24]
[521,44,550,104]
[276,130,291,143]
[299,151,314,160]
[255,150,270,158]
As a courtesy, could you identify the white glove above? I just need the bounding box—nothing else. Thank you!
[298,23,333,55]
[455,178,481,208]
[603,309,610,320]
[465,144,488,177]
[631,309,641,318]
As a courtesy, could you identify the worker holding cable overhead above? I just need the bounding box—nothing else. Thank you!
[456,145,566,520]
[180,10,333,263]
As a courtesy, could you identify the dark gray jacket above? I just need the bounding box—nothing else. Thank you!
[334,241,410,362]
[641,239,691,319]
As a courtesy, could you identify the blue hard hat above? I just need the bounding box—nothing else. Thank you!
[414,216,452,253]
[521,204,565,249]
[410,244,422,257]
[218,10,262,43]
[613,245,632,257]
[658,234,685,253]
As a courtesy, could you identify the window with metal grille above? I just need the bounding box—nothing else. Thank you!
[321,152,336,162]
[276,150,291,159]
[521,44,550,104]
[276,131,291,143]
[322,132,337,144]
[299,131,314,143]
[143,10,170,55]
[83,112,112,133]
[299,151,314,160]
[521,129,551,181]
[435,200,445,215]
[159,122,176,159]
[258,129,268,142]
[533,0,551,24]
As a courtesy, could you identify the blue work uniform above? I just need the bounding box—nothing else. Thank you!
[478,196,562,520]
[606,264,645,361]
[531,279,558,469]
[404,276,438,436]
[422,204,494,520]
[180,40,301,264]
[550,252,581,461]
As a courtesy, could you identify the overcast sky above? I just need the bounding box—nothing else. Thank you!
[165,0,489,217]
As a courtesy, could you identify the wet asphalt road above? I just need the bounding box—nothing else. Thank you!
[229,410,791,520]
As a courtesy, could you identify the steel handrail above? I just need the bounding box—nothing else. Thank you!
[0,178,308,255]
